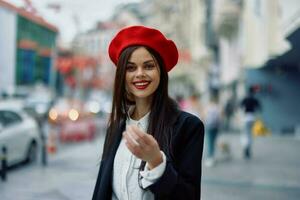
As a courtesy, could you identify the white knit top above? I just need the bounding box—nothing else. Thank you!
[112,111,167,200]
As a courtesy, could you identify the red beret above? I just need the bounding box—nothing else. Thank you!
[108,26,178,72]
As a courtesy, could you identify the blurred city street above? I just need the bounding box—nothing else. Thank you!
[202,133,300,200]
[1,130,300,200]
[1,0,300,199]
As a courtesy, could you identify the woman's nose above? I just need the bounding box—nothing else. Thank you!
[136,67,145,77]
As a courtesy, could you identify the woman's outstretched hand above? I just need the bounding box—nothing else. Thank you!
[123,124,163,170]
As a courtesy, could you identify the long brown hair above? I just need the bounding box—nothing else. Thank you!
[102,45,179,159]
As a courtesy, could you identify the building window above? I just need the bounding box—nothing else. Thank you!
[20,49,35,85]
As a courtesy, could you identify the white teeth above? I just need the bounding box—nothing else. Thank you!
[134,82,149,86]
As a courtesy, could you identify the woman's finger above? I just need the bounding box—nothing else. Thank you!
[127,126,148,146]
[129,125,153,145]
[123,131,139,146]
[124,132,143,157]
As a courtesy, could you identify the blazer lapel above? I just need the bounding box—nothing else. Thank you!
[94,121,125,200]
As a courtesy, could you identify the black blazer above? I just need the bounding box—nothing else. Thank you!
[92,111,205,200]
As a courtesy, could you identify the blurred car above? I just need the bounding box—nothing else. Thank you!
[48,98,90,125]
[48,98,97,142]
[23,86,54,119]
[0,101,40,167]
[59,119,96,142]
[84,90,112,117]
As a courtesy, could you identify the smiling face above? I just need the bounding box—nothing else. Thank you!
[125,47,161,103]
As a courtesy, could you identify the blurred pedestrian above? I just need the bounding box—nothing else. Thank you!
[224,95,235,131]
[92,26,205,200]
[204,95,222,167]
[240,86,261,159]
[184,94,204,119]
[175,94,186,110]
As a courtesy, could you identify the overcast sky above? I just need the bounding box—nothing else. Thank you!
[7,0,140,45]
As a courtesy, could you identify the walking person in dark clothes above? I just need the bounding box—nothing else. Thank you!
[240,86,261,159]
[92,26,205,200]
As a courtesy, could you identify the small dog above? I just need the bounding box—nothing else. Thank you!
[218,141,231,161]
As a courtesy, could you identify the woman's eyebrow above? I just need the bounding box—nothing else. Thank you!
[127,61,136,65]
[127,60,155,65]
[143,60,155,64]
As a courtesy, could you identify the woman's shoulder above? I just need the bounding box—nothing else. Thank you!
[171,110,205,144]
[176,110,204,127]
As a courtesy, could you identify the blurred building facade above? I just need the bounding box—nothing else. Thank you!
[0,0,58,95]
[241,0,300,134]
[71,22,120,93]
[210,0,300,133]
[249,0,300,134]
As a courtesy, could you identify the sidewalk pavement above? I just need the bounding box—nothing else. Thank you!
[0,133,105,200]
[202,132,300,200]
[1,131,299,200]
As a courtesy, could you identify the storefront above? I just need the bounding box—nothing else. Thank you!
[245,27,300,134]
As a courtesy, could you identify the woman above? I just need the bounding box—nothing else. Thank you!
[204,96,222,167]
[92,26,205,200]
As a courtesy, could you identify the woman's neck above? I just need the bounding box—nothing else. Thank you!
[132,98,151,120]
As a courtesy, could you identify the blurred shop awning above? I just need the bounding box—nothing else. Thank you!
[264,26,300,71]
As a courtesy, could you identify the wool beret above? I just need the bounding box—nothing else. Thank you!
[108,25,178,72]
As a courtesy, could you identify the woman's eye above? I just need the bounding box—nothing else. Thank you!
[145,64,155,69]
[126,65,136,71]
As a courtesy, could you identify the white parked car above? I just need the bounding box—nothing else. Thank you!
[0,101,40,166]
